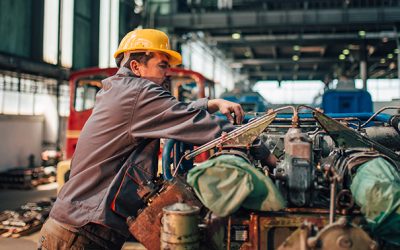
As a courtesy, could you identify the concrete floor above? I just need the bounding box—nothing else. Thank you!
[0,182,57,211]
[0,183,57,249]
[0,183,145,249]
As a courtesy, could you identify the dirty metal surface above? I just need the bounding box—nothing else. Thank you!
[313,111,400,161]
[185,113,277,160]
[127,178,201,250]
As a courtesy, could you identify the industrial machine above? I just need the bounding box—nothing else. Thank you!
[60,67,400,249]
[134,106,400,250]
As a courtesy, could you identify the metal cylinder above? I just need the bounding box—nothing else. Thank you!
[364,126,400,150]
[161,203,200,250]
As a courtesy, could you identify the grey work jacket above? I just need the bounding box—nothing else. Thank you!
[50,67,233,237]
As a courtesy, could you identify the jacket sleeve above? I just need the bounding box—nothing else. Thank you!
[129,82,234,145]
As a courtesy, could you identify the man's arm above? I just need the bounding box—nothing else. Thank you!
[207,99,244,124]
[185,98,245,125]
[129,82,238,145]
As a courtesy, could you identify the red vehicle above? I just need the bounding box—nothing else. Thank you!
[57,67,215,189]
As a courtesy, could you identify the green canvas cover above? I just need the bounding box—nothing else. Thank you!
[187,154,286,217]
[350,157,400,245]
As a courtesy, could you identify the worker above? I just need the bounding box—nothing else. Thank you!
[37,29,245,249]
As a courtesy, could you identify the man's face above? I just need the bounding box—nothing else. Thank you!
[131,52,170,85]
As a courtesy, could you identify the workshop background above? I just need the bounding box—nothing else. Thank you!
[0,0,399,249]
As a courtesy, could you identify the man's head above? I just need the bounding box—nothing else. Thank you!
[114,29,182,85]
[117,51,170,85]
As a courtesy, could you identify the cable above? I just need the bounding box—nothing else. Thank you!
[360,106,400,128]
[172,153,188,177]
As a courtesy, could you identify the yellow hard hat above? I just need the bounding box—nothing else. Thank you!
[114,29,182,66]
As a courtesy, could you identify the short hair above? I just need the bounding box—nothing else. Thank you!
[115,52,154,68]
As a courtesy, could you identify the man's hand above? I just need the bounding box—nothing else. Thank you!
[207,99,245,124]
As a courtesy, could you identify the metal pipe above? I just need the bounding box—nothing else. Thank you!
[360,39,368,90]
[162,139,176,181]
[364,126,400,150]
[226,216,232,250]
[329,175,337,224]
[184,105,297,161]
[360,106,400,128]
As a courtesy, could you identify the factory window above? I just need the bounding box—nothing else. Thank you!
[99,0,119,68]
[0,71,70,117]
[254,81,325,105]
[354,79,400,102]
[181,39,237,95]
[74,80,101,112]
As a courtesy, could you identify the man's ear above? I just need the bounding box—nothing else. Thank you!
[130,60,141,76]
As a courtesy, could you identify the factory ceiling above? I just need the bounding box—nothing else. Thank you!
[148,0,400,82]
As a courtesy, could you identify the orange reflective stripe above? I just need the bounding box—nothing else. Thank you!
[66,130,81,139]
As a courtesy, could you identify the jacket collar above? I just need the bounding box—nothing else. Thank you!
[116,67,135,77]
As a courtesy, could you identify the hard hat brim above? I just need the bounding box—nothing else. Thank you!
[114,48,182,66]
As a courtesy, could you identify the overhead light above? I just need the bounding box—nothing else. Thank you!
[292,55,299,61]
[230,62,243,69]
[343,49,350,55]
[293,45,300,51]
[387,53,394,59]
[339,54,346,60]
[358,30,366,37]
[232,33,241,40]
[368,46,375,55]
[380,58,386,64]
[244,51,252,57]
[395,48,400,54]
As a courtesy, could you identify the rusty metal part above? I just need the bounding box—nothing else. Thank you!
[161,203,200,250]
[283,207,361,215]
[284,128,312,160]
[325,166,342,224]
[276,127,313,207]
[184,106,301,162]
[277,217,378,250]
[329,176,338,224]
[336,190,355,214]
[238,213,259,250]
[226,216,232,250]
[307,217,378,250]
[232,210,365,250]
[364,126,400,151]
[259,213,329,250]
[184,112,277,160]
[185,112,276,160]
[127,178,202,250]
[313,111,400,162]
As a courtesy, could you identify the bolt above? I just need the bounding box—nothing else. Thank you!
[337,235,352,248]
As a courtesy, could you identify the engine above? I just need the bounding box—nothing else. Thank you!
[129,105,400,250]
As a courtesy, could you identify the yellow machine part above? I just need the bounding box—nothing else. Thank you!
[56,160,71,193]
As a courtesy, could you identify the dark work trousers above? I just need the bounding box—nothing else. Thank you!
[38,218,124,250]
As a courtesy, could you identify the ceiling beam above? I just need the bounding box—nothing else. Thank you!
[234,57,383,65]
[247,70,331,77]
[0,53,69,80]
[247,73,329,81]
[156,8,400,30]
[213,32,399,46]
